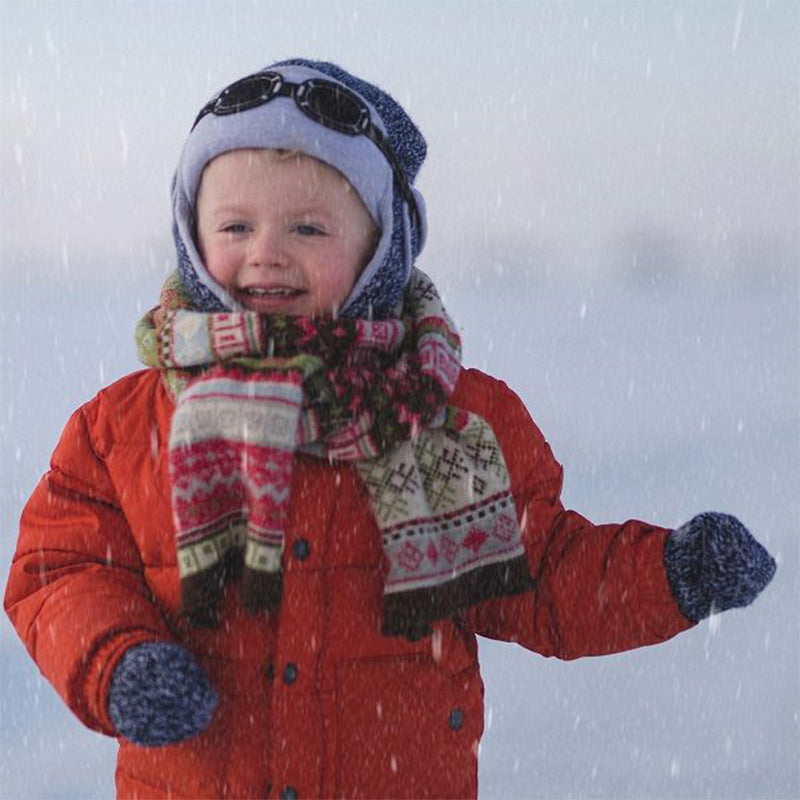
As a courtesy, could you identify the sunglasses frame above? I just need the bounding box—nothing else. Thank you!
[192,71,420,230]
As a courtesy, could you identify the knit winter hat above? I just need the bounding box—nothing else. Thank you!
[172,58,428,318]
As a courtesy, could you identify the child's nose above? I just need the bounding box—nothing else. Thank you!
[248,227,288,268]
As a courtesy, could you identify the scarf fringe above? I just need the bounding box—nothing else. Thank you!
[382,554,534,640]
[181,549,243,627]
[239,570,283,616]
[181,545,283,625]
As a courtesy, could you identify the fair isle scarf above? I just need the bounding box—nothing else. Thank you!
[136,269,532,639]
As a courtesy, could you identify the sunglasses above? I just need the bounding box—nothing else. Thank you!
[192,71,420,229]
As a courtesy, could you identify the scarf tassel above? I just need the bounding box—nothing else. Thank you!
[180,537,283,626]
[382,554,535,640]
[180,548,242,627]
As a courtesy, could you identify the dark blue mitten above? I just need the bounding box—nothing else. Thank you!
[108,642,218,746]
[664,512,776,623]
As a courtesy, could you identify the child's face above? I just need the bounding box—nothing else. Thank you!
[195,149,378,316]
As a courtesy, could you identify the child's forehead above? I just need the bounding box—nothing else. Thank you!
[201,148,349,189]
[196,148,368,221]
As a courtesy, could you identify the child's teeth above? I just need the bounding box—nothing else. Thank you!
[249,288,296,296]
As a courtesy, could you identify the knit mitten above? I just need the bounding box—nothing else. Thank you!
[664,512,776,623]
[108,642,218,746]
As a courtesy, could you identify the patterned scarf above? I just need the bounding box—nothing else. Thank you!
[136,269,532,639]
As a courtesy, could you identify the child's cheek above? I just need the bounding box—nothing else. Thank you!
[206,246,238,286]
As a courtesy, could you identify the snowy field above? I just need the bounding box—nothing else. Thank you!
[1,260,797,799]
[1,1,798,797]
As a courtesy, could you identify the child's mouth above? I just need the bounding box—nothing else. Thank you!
[243,287,302,298]
[237,285,307,312]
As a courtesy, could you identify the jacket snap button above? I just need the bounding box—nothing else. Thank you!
[448,708,464,730]
[283,663,298,685]
[292,538,311,560]
[279,786,298,800]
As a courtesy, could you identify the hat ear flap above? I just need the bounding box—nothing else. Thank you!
[410,188,427,258]
[174,231,226,312]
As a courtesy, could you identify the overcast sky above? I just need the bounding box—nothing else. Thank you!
[2,0,798,285]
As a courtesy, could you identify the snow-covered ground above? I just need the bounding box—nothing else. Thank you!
[1,260,797,799]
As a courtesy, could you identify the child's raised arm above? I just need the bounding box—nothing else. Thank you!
[459,372,774,658]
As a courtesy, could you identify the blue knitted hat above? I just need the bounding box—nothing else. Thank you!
[172,59,427,318]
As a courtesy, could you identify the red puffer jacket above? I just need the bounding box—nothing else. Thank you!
[5,367,692,799]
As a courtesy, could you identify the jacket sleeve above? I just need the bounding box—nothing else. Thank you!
[4,400,174,735]
[464,374,695,658]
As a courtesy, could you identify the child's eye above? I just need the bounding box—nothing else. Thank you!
[221,223,249,234]
[293,223,326,237]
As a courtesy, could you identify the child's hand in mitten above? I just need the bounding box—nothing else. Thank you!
[664,512,776,622]
[108,642,218,746]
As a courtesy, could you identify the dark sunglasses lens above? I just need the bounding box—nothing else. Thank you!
[217,75,279,114]
[304,85,365,132]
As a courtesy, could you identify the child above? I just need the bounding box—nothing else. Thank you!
[4,59,776,800]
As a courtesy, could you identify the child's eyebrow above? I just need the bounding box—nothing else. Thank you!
[208,202,331,219]
[206,204,250,218]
